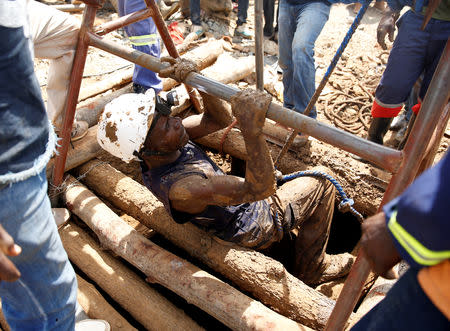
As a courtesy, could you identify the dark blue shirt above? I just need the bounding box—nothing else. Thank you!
[141,142,281,249]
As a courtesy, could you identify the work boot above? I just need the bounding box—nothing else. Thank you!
[367,117,393,145]
[309,253,355,285]
[234,23,252,39]
[191,24,204,37]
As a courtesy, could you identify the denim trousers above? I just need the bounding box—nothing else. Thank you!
[190,0,201,25]
[118,0,162,92]
[0,171,77,330]
[351,268,449,330]
[236,0,249,25]
[278,0,330,119]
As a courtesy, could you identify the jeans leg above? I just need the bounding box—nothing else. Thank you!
[290,2,330,119]
[351,268,449,331]
[263,0,275,36]
[190,0,201,25]
[0,171,77,330]
[278,0,296,110]
[237,0,249,25]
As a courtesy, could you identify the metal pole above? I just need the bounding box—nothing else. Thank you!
[415,103,449,176]
[274,0,372,167]
[325,40,450,331]
[52,4,99,188]
[94,8,154,36]
[255,0,264,90]
[143,0,204,113]
[89,33,403,173]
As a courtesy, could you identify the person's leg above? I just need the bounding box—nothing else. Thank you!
[0,171,78,330]
[351,268,449,330]
[276,167,354,285]
[236,0,249,25]
[278,0,296,110]
[119,0,162,93]
[263,0,275,37]
[290,2,330,119]
[190,0,201,26]
[369,11,434,145]
[28,0,87,138]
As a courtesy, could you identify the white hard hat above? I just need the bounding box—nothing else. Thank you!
[97,89,155,163]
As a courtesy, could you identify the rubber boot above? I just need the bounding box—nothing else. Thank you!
[367,117,393,145]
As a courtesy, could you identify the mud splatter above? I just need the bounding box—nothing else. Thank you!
[105,122,118,143]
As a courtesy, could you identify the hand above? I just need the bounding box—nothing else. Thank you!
[360,212,401,279]
[230,89,272,137]
[377,9,400,50]
[0,224,22,282]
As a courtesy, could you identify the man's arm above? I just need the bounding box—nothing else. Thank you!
[377,7,400,50]
[169,89,276,214]
[182,91,234,140]
[361,152,450,276]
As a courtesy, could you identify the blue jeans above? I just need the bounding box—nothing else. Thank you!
[236,0,249,26]
[351,268,448,330]
[190,0,201,25]
[0,171,78,330]
[278,0,330,119]
[118,0,162,92]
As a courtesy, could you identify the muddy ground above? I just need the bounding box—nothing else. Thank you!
[31,1,449,329]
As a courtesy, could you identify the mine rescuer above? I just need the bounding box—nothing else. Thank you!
[97,73,354,285]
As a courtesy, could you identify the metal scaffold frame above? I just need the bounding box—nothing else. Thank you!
[51,0,450,329]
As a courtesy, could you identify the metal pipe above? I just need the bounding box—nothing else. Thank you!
[255,0,264,90]
[52,3,86,12]
[94,8,153,36]
[416,103,449,176]
[52,5,98,188]
[143,0,204,113]
[89,34,403,173]
[325,40,450,331]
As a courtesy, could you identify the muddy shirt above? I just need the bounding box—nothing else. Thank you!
[141,141,284,249]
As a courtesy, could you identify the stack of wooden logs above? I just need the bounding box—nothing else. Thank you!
[0,37,393,331]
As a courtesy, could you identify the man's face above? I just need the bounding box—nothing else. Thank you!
[145,115,189,154]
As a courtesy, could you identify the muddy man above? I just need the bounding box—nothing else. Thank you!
[97,59,353,285]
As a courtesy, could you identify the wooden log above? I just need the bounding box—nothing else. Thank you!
[201,53,255,85]
[60,222,202,331]
[79,67,133,102]
[163,39,226,91]
[74,161,355,330]
[76,274,137,330]
[52,3,85,12]
[46,125,102,178]
[62,177,311,331]
[75,84,132,127]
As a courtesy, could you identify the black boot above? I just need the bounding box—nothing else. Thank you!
[367,117,393,145]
